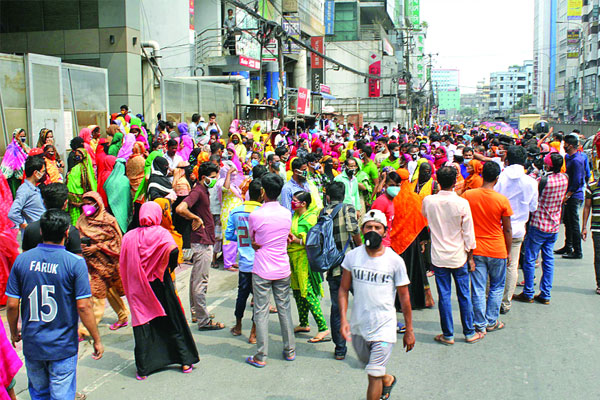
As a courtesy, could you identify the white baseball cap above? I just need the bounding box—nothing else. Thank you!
[361,209,387,228]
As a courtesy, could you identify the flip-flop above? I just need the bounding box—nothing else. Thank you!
[109,321,129,331]
[486,321,505,332]
[230,327,242,336]
[380,375,397,400]
[294,326,311,333]
[246,356,266,368]
[283,350,296,361]
[466,331,485,344]
[434,334,455,346]
[308,336,332,343]
[136,373,147,381]
[198,320,225,331]
[182,365,193,374]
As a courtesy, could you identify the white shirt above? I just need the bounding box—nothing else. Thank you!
[341,246,409,343]
[494,164,539,239]
[422,190,476,268]
[164,153,184,183]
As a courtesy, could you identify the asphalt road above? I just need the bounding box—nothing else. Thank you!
[5,229,600,399]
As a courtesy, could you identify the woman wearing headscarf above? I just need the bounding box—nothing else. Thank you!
[457,159,483,195]
[390,169,434,309]
[104,159,132,233]
[147,157,175,201]
[108,126,124,157]
[288,191,330,342]
[78,127,96,168]
[88,125,101,152]
[77,192,129,337]
[66,148,97,225]
[217,161,244,271]
[433,146,448,170]
[126,142,147,230]
[42,144,64,183]
[414,162,438,199]
[0,171,19,308]
[98,154,117,208]
[120,202,199,379]
[176,123,194,162]
[225,143,243,172]
[229,132,247,163]
[117,133,137,161]
[36,128,54,148]
[1,128,29,198]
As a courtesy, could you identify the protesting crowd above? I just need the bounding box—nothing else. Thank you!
[0,105,597,400]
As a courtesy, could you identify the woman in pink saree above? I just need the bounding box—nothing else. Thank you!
[120,202,199,380]
[0,171,19,308]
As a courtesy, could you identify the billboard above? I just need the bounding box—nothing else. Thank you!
[282,15,301,54]
[567,29,580,44]
[325,0,335,35]
[405,0,420,27]
[567,0,583,20]
[311,37,324,92]
[236,8,260,60]
[297,87,310,115]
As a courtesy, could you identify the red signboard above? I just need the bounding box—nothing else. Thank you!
[297,87,309,115]
[368,60,381,98]
[320,84,331,94]
[311,37,324,69]
[239,55,260,70]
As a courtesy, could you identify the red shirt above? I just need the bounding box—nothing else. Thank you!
[371,193,395,247]
[183,183,215,245]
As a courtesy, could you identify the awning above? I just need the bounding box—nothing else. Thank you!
[312,91,336,100]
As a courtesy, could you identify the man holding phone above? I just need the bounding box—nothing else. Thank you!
[5,209,103,400]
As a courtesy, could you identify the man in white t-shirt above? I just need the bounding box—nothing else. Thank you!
[339,209,415,400]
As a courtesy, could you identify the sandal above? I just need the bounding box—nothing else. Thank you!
[596,288,600,295]
[283,350,296,361]
[225,266,239,272]
[246,356,266,368]
[466,331,485,344]
[308,336,332,343]
[136,373,147,381]
[109,320,129,331]
[198,319,225,331]
[487,321,505,332]
[182,365,193,374]
[434,334,454,346]
[230,327,242,337]
[294,326,311,333]
[248,335,257,344]
[380,375,397,400]
[192,314,214,323]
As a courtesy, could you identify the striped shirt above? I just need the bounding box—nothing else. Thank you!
[585,181,600,232]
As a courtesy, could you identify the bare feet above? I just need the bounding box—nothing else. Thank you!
[308,330,331,343]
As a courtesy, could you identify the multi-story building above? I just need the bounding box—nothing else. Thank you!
[475,79,490,118]
[323,0,411,125]
[432,68,460,114]
[488,61,533,117]
[576,0,599,120]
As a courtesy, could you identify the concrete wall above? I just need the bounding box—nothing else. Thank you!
[142,0,194,77]
[324,41,379,98]
[549,122,600,138]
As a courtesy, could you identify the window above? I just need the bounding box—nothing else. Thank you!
[332,2,358,41]
[517,85,526,89]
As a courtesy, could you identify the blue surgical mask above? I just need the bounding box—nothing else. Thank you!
[463,158,472,166]
[251,159,259,167]
[393,151,400,158]
[386,186,400,198]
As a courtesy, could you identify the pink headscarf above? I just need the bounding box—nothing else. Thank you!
[78,128,96,166]
[119,202,177,326]
[0,315,22,399]
[117,133,136,161]
[177,134,194,162]
[226,143,243,172]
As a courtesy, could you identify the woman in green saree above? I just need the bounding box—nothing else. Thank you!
[288,190,330,343]
[66,148,97,225]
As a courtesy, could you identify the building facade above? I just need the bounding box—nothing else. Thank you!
[432,68,460,113]
[488,61,534,117]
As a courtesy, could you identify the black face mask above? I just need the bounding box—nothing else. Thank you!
[324,162,333,172]
[364,231,383,249]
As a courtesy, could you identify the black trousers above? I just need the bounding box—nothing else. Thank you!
[592,232,600,288]
[563,197,583,255]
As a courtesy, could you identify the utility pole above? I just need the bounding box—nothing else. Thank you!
[277,35,285,121]
[405,31,412,128]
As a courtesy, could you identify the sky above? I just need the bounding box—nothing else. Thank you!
[420,0,534,93]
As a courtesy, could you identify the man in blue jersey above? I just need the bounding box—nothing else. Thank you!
[226,179,263,343]
[5,209,103,400]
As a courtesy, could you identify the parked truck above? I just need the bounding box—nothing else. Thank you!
[519,114,541,130]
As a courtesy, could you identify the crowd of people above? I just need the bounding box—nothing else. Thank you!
[0,104,596,400]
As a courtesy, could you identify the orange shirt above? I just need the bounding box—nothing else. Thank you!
[463,188,513,259]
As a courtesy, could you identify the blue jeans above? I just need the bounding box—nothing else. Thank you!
[471,256,507,331]
[327,275,346,356]
[522,226,558,300]
[235,271,253,320]
[25,354,77,400]
[434,264,475,340]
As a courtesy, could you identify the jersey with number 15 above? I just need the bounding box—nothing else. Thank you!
[6,243,91,361]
